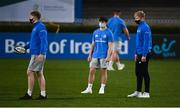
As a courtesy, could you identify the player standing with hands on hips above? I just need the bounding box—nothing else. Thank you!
[128,11,152,98]
[19,11,48,100]
[81,17,113,94]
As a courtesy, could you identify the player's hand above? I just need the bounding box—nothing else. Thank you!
[35,54,44,63]
[134,54,137,62]
[87,55,92,62]
[141,56,146,62]
[127,36,130,41]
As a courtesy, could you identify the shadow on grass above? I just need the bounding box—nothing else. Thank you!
[0,95,128,101]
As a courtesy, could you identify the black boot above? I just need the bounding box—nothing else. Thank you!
[35,94,47,100]
[19,93,32,100]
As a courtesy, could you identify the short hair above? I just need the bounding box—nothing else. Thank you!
[30,11,41,19]
[113,10,121,15]
[99,16,108,22]
[134,11,146,18]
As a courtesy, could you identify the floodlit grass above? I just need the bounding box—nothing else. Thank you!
[0,59,180,107]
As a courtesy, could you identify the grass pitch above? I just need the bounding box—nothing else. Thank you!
[0,59,180,107]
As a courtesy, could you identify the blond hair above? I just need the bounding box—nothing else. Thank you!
[134,11,146,18]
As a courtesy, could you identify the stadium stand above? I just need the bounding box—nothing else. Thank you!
[82,0,180,25]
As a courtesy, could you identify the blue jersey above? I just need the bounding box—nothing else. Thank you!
[107,16,127,41]
[29,21,48,55]
[136,21,152,56]
[92,28,113,59]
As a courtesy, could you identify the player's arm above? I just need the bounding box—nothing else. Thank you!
[88,32,96,62]
[39,29,48,55]
[122,21,130,40]
[106,31,113,61]
[106,42,113,61]
[88,42,95,62]
[36,29,48,62]
[142,28,151,62]
[123,28,130,40]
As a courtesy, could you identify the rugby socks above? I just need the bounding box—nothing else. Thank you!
[27,89,32,96]
[41,91,46,97]
[109,61,114,67]
[100,84,106,88]
[116,62,121,67]
[88,83,93,89]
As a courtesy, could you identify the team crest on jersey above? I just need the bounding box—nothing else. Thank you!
[103,35,107,38]
[95,35,98,38]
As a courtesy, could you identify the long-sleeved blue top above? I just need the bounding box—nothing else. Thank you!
[26,21,48,55]
[136,21,152,57]
[107,16,127,41]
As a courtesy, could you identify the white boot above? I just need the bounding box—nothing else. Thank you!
[81,88,92,94]
[108,61,115,71]
[127,91,142,98]
[117,64,125,70]
[139,92,150,98]
[107,66,115,71]
[98,87,105,94]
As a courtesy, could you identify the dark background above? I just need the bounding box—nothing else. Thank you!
[84,0,180,7]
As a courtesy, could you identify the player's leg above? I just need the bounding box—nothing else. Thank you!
[81,58,98,94]
[98,59,108,94]
[115,41,125,70]
[19,71,34,99]
[99,68,107,94]
[114,51,125,70]
[136,59,143,93]
[36,72,46,91]
[108,42,116,71]
[81,67,96,94]
[100,69,107,84]
[128,55,143,97]
[33,55,47,99]
[141,54,150,98]
[108,41,124,71]
[27,70,35,96]
[144,64,150,94]
[107,52,115,71]
[36,72,47,99]
[20,55,36,100]
[88,67,96,85]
